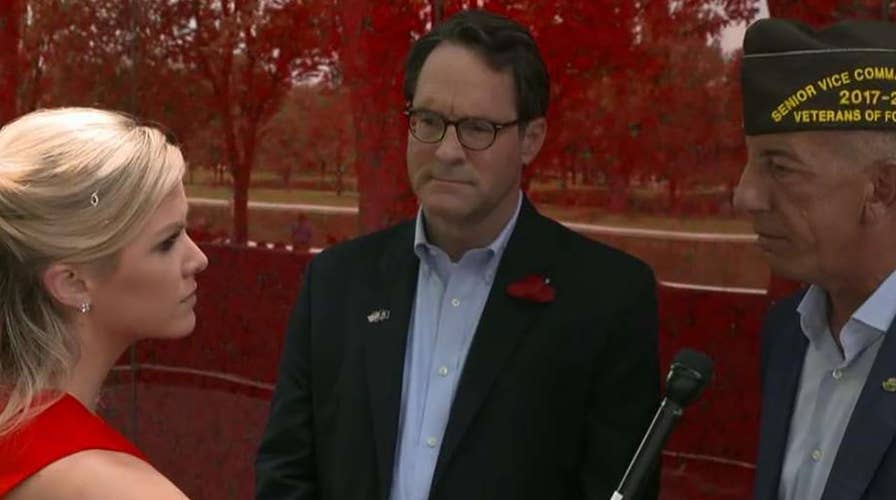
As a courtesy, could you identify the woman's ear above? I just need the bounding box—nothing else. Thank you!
[42,263,90,311]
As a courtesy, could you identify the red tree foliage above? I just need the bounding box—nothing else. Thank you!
[8,1,888,241]
[0,0,20,125]
[336,0,426,233]
[768,0,895,23]
[438,0,756,213]
[155,0,336,244]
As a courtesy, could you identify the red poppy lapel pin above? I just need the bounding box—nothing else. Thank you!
[506,273,555,304]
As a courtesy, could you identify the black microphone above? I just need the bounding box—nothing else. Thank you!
[610,348,714,500]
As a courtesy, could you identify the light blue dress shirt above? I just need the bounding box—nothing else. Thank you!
[389,193,522,500]
[778,268,896,500]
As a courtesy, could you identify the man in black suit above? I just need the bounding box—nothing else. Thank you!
[735,19,896,500]
[256,9,659,500]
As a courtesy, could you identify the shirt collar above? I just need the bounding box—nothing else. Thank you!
[797,265,896,339]
[413,190,522,262]
[796,284,829,342]
[853,266,896,333]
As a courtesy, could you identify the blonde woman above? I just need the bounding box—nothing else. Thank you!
[0,108,207,499]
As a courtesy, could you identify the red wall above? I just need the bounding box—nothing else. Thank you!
[103,244,775,499]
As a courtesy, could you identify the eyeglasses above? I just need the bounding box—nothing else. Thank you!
[405,108,521,151]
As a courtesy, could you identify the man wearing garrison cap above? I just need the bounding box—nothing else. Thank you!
[734,18,896,500]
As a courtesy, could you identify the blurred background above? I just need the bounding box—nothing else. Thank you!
[1,1,893,498]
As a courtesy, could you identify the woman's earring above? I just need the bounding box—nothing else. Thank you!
[78,303,92,314]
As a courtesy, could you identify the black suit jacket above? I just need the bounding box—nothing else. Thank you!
[256,199,660,500]
[754,290,896,500]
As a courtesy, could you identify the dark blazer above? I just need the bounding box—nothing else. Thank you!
[754,290,896,500]
[256,199,660,500]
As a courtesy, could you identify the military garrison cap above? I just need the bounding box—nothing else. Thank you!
[742,18,896,135]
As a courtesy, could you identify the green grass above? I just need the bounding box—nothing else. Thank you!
[537,206,752,233]
[186,166,751,232]
[187,183,752,234]
[186,185,359,207]
[186,168,356,185]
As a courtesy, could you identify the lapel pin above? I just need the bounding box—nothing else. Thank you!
[367,309,391,324]
[882,378,896,393]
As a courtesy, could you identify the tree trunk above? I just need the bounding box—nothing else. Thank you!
[231,162,251,244]
[319,160,326,188]
[431,0,444,25]
[350,92,417,232]
[668,175,679,212]
[339,0,418,234]
[0,0,21,124]
[607,172,630,212]
[766,0,804,17]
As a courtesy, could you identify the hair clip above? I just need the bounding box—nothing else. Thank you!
[89,191,99,207]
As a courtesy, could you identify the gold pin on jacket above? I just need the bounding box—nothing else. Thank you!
[882,378,896,393]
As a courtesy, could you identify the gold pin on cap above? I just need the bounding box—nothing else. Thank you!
[882,378,896,393]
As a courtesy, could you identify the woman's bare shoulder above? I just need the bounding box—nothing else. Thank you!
[7,449,189,499]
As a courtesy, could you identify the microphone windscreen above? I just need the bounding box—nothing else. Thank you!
[665,349,714,407]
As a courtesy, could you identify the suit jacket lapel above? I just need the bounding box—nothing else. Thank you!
[431,199,560,488]
[821,319,896,500]
[755,311,808,500]
[362,223,419,500]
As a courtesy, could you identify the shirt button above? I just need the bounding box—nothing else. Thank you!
[426,437,438,448]
[811,449,823,462]
[832,369,843,380]
[451,298,460,307]
[437,366,449,377]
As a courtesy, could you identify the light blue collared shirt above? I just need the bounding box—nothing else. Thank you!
[779,267,896,500]
[389,193,522,500]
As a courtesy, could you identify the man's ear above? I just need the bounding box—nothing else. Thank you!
[521,117,547,166]
[42,263,90,311]
[862,160,896,223]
